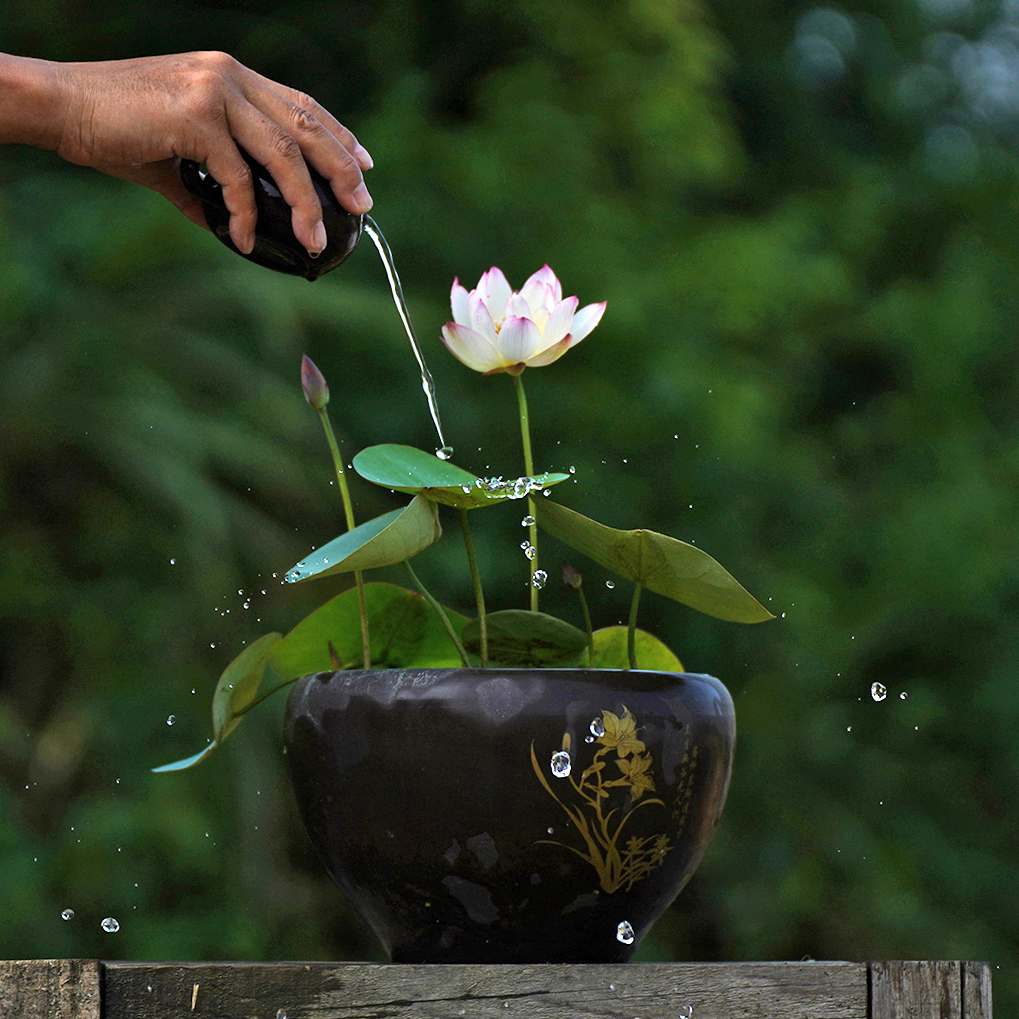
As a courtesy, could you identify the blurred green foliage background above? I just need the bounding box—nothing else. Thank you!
[1,0,1017,1009]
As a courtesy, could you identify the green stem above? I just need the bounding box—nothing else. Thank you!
[577,586,594,666]
[514,374,539,611]
[403,561,470,667]
[459,508,487,668]
[627,582,643,670]
[317,406,371,669]
[235,675,299,716]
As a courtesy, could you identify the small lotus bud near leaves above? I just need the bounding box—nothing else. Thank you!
[562,561,583,590]
[301,354,330,410]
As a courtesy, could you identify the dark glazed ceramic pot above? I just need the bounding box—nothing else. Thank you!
[179,150,362,280]
[283,668,735,963]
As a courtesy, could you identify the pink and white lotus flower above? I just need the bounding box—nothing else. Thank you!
[440,265,606,376]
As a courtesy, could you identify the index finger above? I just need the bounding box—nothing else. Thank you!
[251,72,373,172]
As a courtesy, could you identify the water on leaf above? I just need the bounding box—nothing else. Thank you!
[521,515,535,526]
[362,217,449,454]
[531,569,548,589]
[166,715,176,726]
[616,920,635,944]
[550,750,571,778]
[870,682,887,702]
[61,908,74,921]
[589,717,606,737]
[101,917,120,933]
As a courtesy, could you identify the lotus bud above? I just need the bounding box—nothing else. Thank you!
[562,561,583,590]
[301,354,330,411]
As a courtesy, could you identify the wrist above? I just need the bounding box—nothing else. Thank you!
[0,53,66,151]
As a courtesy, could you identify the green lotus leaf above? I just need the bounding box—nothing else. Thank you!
[590,626,684,671]
[353,443,569,509]
[153,631,282,773]
[270,581,469,675]
[285,494,441,583]
[534,499,774,624]
[462,609,589,667]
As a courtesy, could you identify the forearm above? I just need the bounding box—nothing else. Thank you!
[0,53,65,151]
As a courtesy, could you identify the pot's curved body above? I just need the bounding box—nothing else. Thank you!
[284,668,734,963]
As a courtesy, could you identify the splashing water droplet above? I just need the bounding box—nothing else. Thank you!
[436,446,453,461]
[605,580,615,590]
[870,682,887,702]
[590,717,606,737]
[61,908,74,921]
[521,515,535,526]
[550,750,571,778]
[531,569,548,589]
[166,715,176,726]
[616,920,635,944]
[101,917,120,933]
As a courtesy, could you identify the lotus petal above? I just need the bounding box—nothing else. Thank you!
[498,315,541,364]
[569,300,607,342]
[441,322,503,373]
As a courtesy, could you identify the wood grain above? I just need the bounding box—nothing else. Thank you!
[0,959,100,1019]
[102,961,868,1019]
[0,960,990,1018]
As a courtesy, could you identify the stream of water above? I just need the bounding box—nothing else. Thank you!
[363,216,452,460]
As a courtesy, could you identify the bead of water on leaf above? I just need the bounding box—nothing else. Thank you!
[101,917,120,933]
[569,466,576,474]
[436,446,454,460]
[531,569,548,588]
[899,691,908,699]
[870,682,887,702]
[169,558,176,565]
[616,920,635,944]
[61,908,74,921]
[276,1010,287,1019]
[550,750,571,778]
[166,715,175,726]
[590,717,606,737]
[521,515,535,526]
[605,580,615,590]
[523,544,537,561]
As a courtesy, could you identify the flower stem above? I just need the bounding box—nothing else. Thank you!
[403,561,470,666]
[459,507,487,668]
[577,586,594,666]
[627,582,643,670]
[317,406,371,669]
[514,374,539,611]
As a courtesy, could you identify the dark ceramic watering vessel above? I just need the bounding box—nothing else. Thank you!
[179,150,362,280]
[284,667,735,963]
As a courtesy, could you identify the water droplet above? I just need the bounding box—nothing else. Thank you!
[547,826,554,834]
[589,717,606,737]
[61,908,74,921]
[276,1010,288,1019]
[521,543,537,561]
[605,580,615,590]
[550,750,571,778]
[899,691,908,700]
[542,489,551,497]
[461,485,472,493]
[568,465,576,474]
[168,558,176,565]
[101,917,120,933]
[521,515,535,526]
[166,715,176,726]
[870,682,887,702]
[531,569,548,589]
[436,446,453,461]
[585,735,595,743]
[616,920,635,944]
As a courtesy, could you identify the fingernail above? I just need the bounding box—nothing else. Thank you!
[309,220,327,257]
[352,182,373,213]
[356,145,374,170]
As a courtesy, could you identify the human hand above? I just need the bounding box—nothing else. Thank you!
[36,51,373,256]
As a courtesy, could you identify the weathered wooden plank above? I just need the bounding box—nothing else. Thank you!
[0,959,100,1019]
[962,962,993,1019]
[870,961,963,1019]
[103,961,869,1019]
